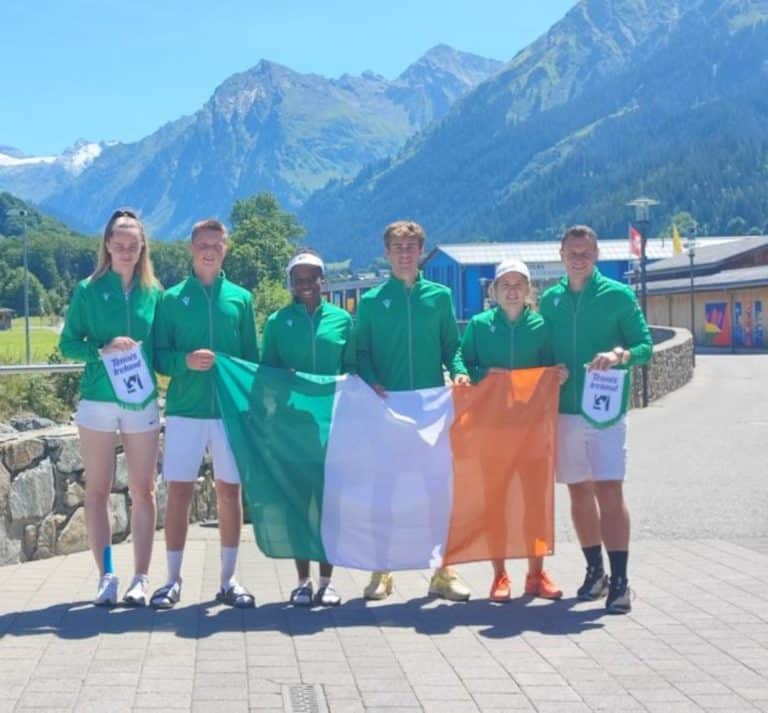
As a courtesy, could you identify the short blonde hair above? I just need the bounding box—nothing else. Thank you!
[383,220,426,248]
[191,218,228,241]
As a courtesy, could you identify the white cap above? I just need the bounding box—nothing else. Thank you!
[494,258,530,283]
[286,252,325,277]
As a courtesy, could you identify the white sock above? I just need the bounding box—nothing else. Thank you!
[298,577,312,588]
[220,546,238,589]
[319,576,331,587]
[167,550,183,585]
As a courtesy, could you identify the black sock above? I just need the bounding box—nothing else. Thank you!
[607,550,628,581]
[582,545,603,573]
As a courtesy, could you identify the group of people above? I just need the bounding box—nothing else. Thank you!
[60,212,651,616]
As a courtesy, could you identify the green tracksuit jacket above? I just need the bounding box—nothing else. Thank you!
[153,272,259,418]
[539,268,653,414]
[261,299,355,375]
[59,271,161,403]
[460,306,553,382]
[355,273,467,391]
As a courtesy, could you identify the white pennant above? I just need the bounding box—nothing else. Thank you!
[100,343,155,409]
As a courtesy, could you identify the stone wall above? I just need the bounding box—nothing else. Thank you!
[0,423,218,566]
[630,326,694,407]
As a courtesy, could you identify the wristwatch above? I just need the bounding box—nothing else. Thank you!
[613,346,630,365]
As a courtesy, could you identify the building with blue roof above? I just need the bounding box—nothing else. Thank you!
[423,237,739,320]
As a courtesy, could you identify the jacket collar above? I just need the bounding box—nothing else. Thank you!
[493,304,530,326]
[388,271,422,289]
[561,267,602,295]
[190,270,225,291]
[97,269,134,291]
[289,298,326,317]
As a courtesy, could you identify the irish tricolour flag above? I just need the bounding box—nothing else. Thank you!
[215,356,559,570]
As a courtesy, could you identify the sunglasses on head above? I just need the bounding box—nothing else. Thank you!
[110,208,139,221]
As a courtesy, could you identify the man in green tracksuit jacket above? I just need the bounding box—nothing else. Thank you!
[540,224,653,614]
[356,220,471,602]
[151,218,259,610]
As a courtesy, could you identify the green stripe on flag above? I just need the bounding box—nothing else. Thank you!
[215,355,338,562]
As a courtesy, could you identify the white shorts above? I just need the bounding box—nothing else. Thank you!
[162,416,240,485]
[556,414,627,484]
[75,399,160,434]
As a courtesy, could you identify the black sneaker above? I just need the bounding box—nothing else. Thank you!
[577,565,609,601]
[606,576,632,614]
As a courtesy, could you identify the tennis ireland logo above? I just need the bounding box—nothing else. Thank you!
[383,298,391,309]
[181,296,190,307]
[490,324,496,333]
[286,319,293,327]
[102,292,110,301]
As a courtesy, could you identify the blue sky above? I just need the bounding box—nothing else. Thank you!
[1,1,576,155]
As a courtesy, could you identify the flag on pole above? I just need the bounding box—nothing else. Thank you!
[629,224,643,257]
[215,356,559,571]
[672,224,684,255]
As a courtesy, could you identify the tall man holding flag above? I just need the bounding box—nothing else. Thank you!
[356,220,472,601]
[540,225,652,614]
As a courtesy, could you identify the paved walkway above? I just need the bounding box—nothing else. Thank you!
[1,356,767,713]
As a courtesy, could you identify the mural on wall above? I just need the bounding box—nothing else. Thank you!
[704,302,731,346]
[734,299,764,347]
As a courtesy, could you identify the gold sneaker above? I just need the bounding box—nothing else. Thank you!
[429,568,471,601]
[364,571,394,600]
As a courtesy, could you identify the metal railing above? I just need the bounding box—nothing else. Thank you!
[0,363,84,376]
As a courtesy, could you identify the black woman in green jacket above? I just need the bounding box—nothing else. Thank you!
[461,258,568,603]
[59,209,162,608]
[261,248,356,607]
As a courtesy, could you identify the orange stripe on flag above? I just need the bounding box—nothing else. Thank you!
[444,367,559,565]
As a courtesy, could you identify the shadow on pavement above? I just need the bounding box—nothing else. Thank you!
[0,595,604,641]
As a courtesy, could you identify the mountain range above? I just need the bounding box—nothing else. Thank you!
[3,0,767,267]
[0,45,501,239]
[300,0,768,264]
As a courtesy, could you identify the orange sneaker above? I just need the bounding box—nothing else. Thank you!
[525,571,563,599]
[490,572,511,602]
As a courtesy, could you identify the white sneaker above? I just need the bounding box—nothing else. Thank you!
[123,574,150,607]
[94,573,119,606]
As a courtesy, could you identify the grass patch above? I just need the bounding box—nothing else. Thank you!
[0,318,61,364]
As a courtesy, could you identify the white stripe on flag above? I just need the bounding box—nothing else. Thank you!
[321,376,454,570]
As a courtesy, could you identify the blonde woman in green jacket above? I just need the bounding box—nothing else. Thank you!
[60,209,162,607]
[261,248,355,607]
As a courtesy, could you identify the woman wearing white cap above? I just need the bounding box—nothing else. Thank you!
[260,248,355,606]
[461,258,567,602]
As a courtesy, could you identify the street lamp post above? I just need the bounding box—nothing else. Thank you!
[627,197,659,407]
[7,208,31,364]
[687,232,697,367]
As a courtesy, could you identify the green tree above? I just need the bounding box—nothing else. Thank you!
[151,240,190,288]
[726,216,748,236]
[252,278,291,332]
[225,193,303,290]
[667,211,699,237]
[0,268,48,315]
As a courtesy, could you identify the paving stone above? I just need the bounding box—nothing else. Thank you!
[133,693,193,709]
[247,693,283,708]
[360,690,421,707]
